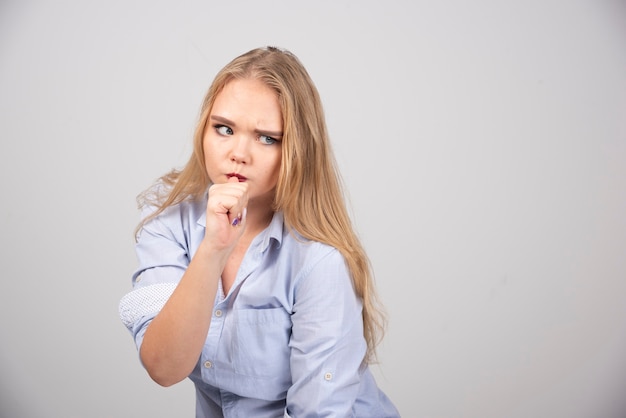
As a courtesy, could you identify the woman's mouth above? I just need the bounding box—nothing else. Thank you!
[227,173,247,182]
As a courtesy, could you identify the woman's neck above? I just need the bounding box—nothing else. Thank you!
[241,199,274,238]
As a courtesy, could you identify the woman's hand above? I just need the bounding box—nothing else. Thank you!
[204,176,249,251]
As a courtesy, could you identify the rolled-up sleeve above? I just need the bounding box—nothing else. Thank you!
[287,248,367,417]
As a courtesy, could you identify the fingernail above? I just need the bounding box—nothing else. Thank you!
[231,213,241,226]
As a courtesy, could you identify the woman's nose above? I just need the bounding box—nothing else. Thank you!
[229,135,251,164]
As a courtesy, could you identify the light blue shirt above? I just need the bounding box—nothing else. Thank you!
[119,191,400,418]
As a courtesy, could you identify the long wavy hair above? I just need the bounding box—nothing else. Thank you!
[137,46,386,362]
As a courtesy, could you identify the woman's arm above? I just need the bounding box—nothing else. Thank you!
[138,241,226,386]
[138,178,248,386]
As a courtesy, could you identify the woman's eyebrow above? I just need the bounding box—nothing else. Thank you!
[210,115,283,138]
[210,115,236,126]
[256,128,283,138]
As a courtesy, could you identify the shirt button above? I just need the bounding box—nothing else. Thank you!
[204,361,212,369]
[324,372,333,381]
[214,309,223,317]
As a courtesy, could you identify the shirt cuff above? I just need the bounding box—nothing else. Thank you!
[118,282,177,329]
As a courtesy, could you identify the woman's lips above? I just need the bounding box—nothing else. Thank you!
[227,173,247,182]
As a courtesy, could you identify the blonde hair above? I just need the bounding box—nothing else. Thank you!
[138,46,386,362]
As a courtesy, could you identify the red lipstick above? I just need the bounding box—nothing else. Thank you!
[227,173,247,182]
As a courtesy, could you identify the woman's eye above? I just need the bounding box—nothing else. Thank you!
[259,135,278,145]
[215,125,233,136]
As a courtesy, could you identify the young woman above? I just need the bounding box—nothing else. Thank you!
[119,46,400,417]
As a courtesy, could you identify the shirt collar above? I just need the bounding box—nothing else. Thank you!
[259,210,284,252]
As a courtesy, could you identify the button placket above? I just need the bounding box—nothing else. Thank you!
[202,304,226,383]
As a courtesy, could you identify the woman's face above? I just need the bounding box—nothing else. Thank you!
[203,78,283,208]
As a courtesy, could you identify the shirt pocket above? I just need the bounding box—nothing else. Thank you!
[229,307,292,379]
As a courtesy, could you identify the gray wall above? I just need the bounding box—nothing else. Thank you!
[1,1,625,417]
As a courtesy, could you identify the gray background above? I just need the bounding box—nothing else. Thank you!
[1,1,625,417]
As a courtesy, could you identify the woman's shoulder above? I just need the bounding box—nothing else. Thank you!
[138,179,207,227]
[280,227,344,268]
